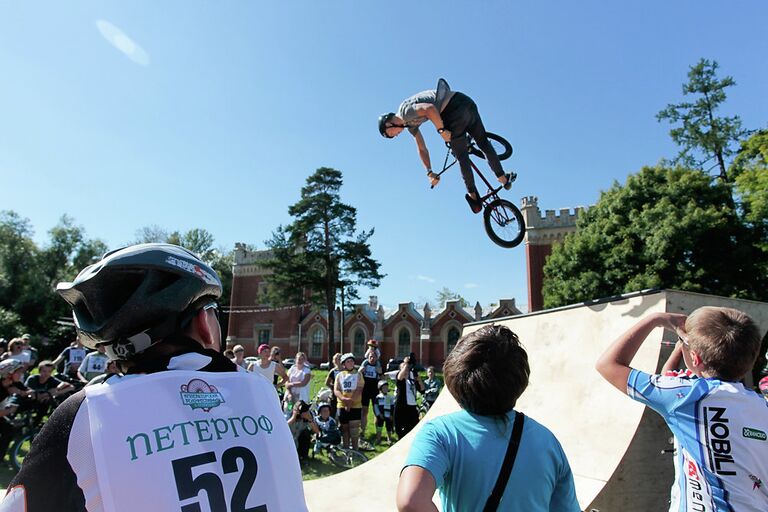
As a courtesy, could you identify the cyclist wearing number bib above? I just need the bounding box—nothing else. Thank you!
[52,338,88,376]
[379,78,515,214]
[334,353,364,450]
[77,345,109,382]
[0,243,307,512]
[359,351,382,439]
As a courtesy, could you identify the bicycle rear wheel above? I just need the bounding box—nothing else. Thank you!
[470,132,513,161]
[328,447,368,469]
[483,199,526,248]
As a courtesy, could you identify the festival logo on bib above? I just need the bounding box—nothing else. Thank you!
[180,378,225,411]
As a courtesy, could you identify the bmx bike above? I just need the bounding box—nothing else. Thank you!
[432,132,526,248]
[311,438,368,469]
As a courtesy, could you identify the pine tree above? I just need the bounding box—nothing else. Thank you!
[263,168,384,359]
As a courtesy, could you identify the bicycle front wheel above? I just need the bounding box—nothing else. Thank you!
[483,199,526,248]
[328,447,368,469]
[10,432,33,472]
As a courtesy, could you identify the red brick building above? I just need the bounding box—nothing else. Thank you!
[226,197,582,365]
[225,244,522,367]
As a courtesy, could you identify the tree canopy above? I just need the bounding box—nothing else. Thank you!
[263,167,384,358]
[542,164,767,308]
[0,212,106,348]
[0,214,234,354]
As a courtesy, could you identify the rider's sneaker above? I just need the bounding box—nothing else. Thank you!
[502,172,517,190]
[465,194,482,214]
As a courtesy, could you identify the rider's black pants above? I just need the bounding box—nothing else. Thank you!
[441,92,505,197]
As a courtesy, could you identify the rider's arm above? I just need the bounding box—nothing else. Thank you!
[412,130,432,173]
[596,312,687,394]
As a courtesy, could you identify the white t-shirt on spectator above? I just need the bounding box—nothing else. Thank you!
[287,365,311,403]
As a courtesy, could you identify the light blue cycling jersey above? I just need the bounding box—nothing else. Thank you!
[404,409,579,512]
[628,369,768,512]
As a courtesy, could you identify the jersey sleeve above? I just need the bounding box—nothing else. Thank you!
[627,368,696,417]
[403,420,449,488]
[1,391,87,511]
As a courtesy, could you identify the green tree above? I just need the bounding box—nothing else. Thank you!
[263,167,384,359]
[434,287,469,308]
[732,130,768,278]
[542,164,767,308]
[0,211,48,334]
[657,59,750,182]
[0,212,107,338]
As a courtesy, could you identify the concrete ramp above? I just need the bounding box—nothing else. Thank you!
[304,290,768,511]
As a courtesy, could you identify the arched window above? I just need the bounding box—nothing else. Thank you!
[311,328,325,359]
[446,326,461,354]
[353,328,365,357]
[397,328,411,358]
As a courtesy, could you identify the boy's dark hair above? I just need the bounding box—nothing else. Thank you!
[686,306,761,381]
[443,324,529,416]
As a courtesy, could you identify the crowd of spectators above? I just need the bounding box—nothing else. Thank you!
[225,338,442,464]
[0,329,442,471]
[0,333,120,468]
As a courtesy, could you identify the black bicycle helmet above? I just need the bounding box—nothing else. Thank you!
[56,243,222,360]
[378,112,397,138]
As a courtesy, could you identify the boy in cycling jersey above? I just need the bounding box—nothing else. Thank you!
[373,380,394,445]
[379,80,514,214]
[596,307,768,512]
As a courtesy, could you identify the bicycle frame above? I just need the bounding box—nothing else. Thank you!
[436,144,504,207]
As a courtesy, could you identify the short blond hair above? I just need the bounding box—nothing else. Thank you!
[686,306,761,381]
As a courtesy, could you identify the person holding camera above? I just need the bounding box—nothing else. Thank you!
[395,353,424,439]
[287,400,320,462]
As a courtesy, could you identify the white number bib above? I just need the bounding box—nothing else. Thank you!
[84,371,307,512]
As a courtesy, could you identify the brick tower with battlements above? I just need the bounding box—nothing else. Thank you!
[520,196,585,312]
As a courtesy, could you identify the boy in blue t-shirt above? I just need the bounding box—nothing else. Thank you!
[596,307,768,512]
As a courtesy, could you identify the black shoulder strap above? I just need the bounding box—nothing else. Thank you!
[483,412,525,512]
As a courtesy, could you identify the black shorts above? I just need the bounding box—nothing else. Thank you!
[375,416,393,429]
[338,408,362,424]
[362,379,379,406]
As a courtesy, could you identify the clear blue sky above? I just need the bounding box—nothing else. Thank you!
[2,2,767,313]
